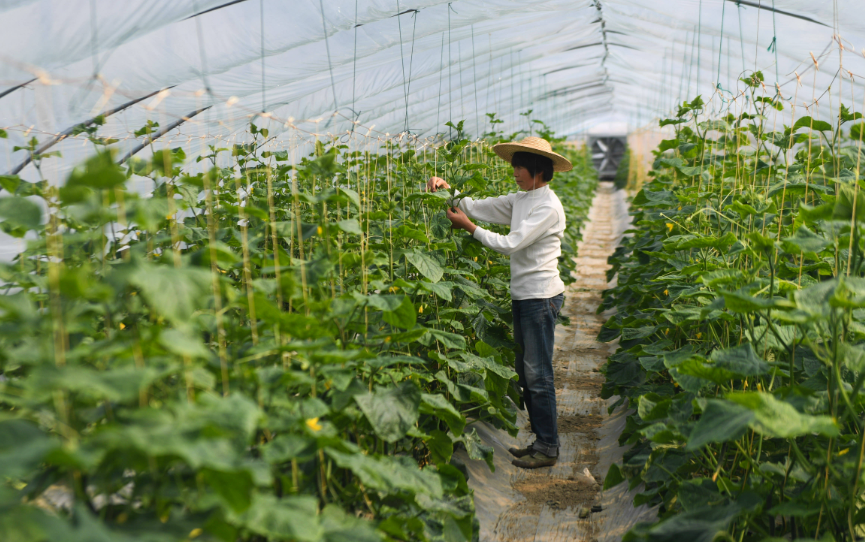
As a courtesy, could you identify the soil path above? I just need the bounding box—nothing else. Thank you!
[455,182,656,542]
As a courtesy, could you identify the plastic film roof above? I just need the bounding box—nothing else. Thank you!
[2,0,865,182]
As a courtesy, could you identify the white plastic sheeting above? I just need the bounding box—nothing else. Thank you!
[1,0,864,181]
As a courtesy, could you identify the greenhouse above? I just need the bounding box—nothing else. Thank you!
[2,0,865,540]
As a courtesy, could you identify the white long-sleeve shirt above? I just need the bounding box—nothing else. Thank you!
[458,185,566,300]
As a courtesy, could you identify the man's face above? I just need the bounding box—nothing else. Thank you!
[513,164,543,191]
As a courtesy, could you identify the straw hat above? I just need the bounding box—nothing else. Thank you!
[492,136,573,172]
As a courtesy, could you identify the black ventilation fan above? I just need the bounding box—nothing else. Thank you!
[588,136,626,181]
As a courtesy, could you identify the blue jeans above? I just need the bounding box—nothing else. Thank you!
[512,293,564,457]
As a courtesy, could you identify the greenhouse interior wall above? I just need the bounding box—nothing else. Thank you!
[3,0,865,541]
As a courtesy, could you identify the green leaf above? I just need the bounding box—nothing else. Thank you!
[420,393,466,435]
[159,328,212,359]
[0,196,41,231]
[603,463,625,490]
[355,381,421,442]
[320,504,381,542]
[833,182,865,221]
[338,186,360,208]
[725,392,839,438]
[426,328,466,350]
[709,344,770,377]
[839,342,865,372]
[129,262,212,325]
[261,434,315,463]
[336,218,362,235]
[204,468,254,513]
[0,419,58,478]
[793,116,832,133]
[405,250,444,283]
[625,503,742,542]
[325,449,443,497]
[395,225,430,244]
[460,428,495,471]
[686,399,754,450]
[664,348,710,393]
[64,151,126,195]
[425,429,454,465]
[721,291,775,313]
[638,393,672,422]
[381,295,416,329]
[622,326,657,340]
[419,280,454,301]
[783,226,830,253]
[229,494,322,542]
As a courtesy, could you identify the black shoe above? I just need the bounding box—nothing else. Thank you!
[508,445,534,458]
[512,451,557,469]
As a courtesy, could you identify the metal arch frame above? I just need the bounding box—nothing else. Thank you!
[7,86,175,176]
[118,106,212,164]
[724,0,830,28]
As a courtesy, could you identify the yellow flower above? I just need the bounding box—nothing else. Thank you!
[418,305,423,314]
[666,223,674,232]
[664,289,669,296]
[189,528,203,539]
[119,323,126,330]
[317,226,323,235]
[839,448,851,456]
[306,417,322,432]
[474,257,477,262]
[696,332,702,339]
[488,260,493,265]
[388,286,399,293]
[384,336,391,343]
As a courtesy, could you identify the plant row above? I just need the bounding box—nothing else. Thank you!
[0,118,596,542]
[599,75,865,542]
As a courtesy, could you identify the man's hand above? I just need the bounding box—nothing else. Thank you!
[426,176,450,192]
[446,207,477,234]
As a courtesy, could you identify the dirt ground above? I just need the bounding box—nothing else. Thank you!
[514,475,598,510]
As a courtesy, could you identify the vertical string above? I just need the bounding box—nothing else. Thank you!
[318,0,339,116]
[771,0,779,93]
[486,33,494,120]
[193,0,212,96]
[405,11,418,133]
[470,25,481,139]
[352,0,358,115]
[436,32,445,137]
[737,2,746,75]
[88,0,99,78]
[447,3,453,138]
[696,0,702,94]
[717,0,726,89]
[686,30,697,99]
[396,1,408,131]
[260,0,266,113]
[458,41,465,123]
[677,31,689,104]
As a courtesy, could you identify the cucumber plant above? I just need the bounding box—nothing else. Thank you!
[0,119,596,542]
[600,75,865,541]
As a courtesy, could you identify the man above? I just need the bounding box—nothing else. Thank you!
[427,136,570,468]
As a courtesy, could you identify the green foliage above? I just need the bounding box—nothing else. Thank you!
[0,119,596,541]
[602,92,865,541]
[614,146,631,190]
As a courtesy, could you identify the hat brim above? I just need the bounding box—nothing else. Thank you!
[492,142,573,172]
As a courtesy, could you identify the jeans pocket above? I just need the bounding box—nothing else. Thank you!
[549,299,560,320]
